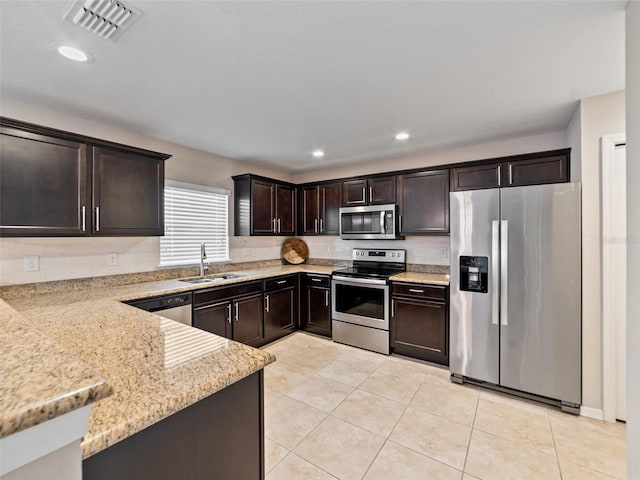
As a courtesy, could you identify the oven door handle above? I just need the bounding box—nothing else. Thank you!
[332,275,388,287]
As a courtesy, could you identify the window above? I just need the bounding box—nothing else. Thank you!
[160,180,230,266]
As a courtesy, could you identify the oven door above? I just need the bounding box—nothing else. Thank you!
[331,276,389,330]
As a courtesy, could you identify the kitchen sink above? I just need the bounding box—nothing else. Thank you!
[178,272,248,284]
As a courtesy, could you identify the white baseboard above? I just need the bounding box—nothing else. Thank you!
[580,406,604,420]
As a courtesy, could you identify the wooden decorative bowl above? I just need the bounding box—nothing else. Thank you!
[281,237,309,264]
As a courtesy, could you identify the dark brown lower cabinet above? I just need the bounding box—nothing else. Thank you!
[193,281,264,347]
[83,371,264,480]
[263,275,297,342]
[232,294,264,346]
[193,300,232,338]
[391,283,449,365]
[300,274,331,337]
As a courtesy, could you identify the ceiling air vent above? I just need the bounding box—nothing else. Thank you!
[63,0,142,41]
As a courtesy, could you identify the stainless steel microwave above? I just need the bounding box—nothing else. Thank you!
[339,204,404,240]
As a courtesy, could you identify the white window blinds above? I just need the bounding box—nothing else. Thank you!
[160,181,230,267]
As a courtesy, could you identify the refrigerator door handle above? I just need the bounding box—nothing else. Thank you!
[500,220,508,326]
[491,220,500,325]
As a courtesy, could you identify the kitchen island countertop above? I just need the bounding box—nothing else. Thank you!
[1,263,448,458]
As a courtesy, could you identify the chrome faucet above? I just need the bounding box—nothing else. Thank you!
[199,242,208,276]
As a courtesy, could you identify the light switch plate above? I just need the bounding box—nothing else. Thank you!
[439,247,449,258]
[107,253,118,266]
[23,255,39,271]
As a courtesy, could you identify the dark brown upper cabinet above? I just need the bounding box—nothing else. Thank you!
[505,154,568,187]
[397,169,449,234]
[92,147,164,236]
[232,174,296,236]
[299,182,341,235]
[342,176,396,206]
[0,117,170,237]
[451,149,569,191]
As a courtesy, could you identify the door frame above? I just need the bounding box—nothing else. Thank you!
[601,132,626,423]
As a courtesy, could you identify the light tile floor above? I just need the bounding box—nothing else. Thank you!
[262,332,627,480]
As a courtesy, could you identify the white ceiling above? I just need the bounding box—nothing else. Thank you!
[0,1,626,172]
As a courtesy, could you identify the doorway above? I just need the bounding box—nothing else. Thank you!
[602,133,626,423]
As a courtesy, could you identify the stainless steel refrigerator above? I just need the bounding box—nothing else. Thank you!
[449,183,581,411]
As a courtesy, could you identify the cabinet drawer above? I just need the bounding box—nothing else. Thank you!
[194,281,262,306]
[392,282,446,301]
[264,274,296,292]
[306,274,330,288]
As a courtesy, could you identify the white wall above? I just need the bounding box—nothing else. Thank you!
[0,98,569,285]
[566,103,582,182]
[292,130,568,184]
[0,99,293,285]
[626,2,639,477]
[576,91,626,412]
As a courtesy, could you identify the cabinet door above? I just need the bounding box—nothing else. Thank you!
[193,301,232,339]
[398,170,449,234]
[451,163,502,191]
[275,184,295,235]
[233,294,264,346]
[264,287,295,338]
[301,186,319,235]
[369,176,396,205]
[505,155,568,187]
[92,147,164,235]
[342,179,367,206]
[0,128,89,236]
[319,182,341,235]
[391,297,448,365]
[306,286,331,337]
[251,179,275,234]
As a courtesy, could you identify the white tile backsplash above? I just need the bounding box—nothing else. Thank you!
[0,234,450,286]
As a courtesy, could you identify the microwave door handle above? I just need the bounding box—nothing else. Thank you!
[380,211,385,233]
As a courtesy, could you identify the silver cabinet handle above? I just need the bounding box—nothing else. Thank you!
[500,220,508,326]
[380,210,385,233]
[311,278,322,282]
[265,294,270,312]
[325,290,329,307]
[497,165,502,187]
[409,288,424,293]
[234,302,239,322]
[362,187,366,203]
[508,164,513,185]
[320,218,324,233]
[272,218,277,233]
[227,303,232,324]
[95,206,100,232]
[391,299,395,318]
[81,206,86,232]
[369,186,373,203]
[491,220,500,325]
[276,280,287,285]
[314,218,318,234]
[277,218,281,233]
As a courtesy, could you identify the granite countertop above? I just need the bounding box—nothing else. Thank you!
[1,263,447,458]
[0,300,113,440]
[389,271,450,286]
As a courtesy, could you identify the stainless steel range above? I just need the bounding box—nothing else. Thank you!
[331,248,406,354]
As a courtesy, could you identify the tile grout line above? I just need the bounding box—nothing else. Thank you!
[548,416,565,480]
[461,391,481,476]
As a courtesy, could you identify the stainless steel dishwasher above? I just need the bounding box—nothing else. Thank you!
[125,292,193,326]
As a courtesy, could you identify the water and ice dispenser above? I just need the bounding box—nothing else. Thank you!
[459,256,488,293]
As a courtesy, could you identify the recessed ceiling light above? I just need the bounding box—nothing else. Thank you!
[395,132,410,141]
[312,150,325,158]
[52,43,93,63]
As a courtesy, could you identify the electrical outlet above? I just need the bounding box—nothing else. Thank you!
[23,255,40,271]
[439,247,449,258]
[107,253,118,266]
